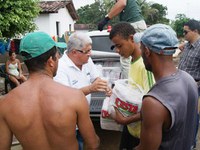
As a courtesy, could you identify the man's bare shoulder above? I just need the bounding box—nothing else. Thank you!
[43,80,86,106]
[52,80,84,97]
[142,96,167,115]
[142,96,171,128]
[0,93,13,106]
[0,95,4,101]
[0,95,5,108]
[0,94,12,116]
[0,78,86,114]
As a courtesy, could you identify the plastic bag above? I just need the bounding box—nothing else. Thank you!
[110,79,144,116]
[100,97,123,131]
[110,79,144,138]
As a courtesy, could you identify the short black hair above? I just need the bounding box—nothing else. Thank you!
[184,19,200,34]
[109,22,136,40]
[24,46,58,73]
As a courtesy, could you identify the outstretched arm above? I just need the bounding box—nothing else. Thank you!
[98,0,126,31]
[80,77,110,95]
[107,0,126,19]
[113,107,141,125]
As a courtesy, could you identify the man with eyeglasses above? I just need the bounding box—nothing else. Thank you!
[54,32,111,150]
[178,19,200,149]
[178,19,200,92]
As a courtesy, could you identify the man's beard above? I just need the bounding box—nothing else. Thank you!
[142,54,152,72]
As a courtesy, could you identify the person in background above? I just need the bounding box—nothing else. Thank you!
[98,0,146,32]
[178,19,200,95]
[0,32,100,150]
[98,0,147,79]
[135,24,198,150]
[109,22,154,150]
[6,51,27,86]
[178,19,200,149]
[54,32,111,150]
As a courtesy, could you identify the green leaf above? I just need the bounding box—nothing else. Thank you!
[0,0,40,38]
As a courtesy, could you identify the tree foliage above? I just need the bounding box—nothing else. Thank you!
[76,0,168,29]
[140,1,169,25]
[171,14,189,38]
[76,1,118,30]
[0,0,40,38]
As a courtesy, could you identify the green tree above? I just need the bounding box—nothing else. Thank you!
[171,14,189,38]
[140,2,169,25]
[0,0,40,38]
[77,0,169,30]
[76,1,117,30]
[76,2,100,24]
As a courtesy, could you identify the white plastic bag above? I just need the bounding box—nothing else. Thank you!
[109,79,145,138]
[110,79,144,116]
[100,97,123,131]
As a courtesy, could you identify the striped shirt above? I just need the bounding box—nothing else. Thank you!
[178,38,200,81]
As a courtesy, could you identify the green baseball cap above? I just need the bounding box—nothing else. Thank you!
[20,32,67,60]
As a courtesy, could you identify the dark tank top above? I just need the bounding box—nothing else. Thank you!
[144,70,198,150]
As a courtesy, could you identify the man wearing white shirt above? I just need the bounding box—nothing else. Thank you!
[55,53,100,104]
[54,32,111,150]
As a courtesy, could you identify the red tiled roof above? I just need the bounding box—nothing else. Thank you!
[39,0,78,20]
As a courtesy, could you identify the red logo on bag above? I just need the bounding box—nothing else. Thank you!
[101,110,110,118]
[115,98,138,113]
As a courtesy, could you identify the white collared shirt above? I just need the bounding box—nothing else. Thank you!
[54,52,100,104]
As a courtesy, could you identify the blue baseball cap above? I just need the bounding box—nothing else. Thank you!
[141,24,178,55]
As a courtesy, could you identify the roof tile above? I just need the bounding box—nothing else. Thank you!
[39,1,78,20]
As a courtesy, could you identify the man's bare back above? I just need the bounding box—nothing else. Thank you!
[0,75,99,150]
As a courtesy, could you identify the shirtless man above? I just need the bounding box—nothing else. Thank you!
[0,32,100,150]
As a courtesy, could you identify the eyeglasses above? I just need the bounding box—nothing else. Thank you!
[183,30,191,35]
[75,49,91,54]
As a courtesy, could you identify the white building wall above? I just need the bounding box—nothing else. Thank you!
[34,8,75,38]
[49,8,75,37]
[34,14,50,34]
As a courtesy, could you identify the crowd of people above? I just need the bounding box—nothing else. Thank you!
[0,0,199,149]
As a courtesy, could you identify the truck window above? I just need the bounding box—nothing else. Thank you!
[91,36,114,53]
